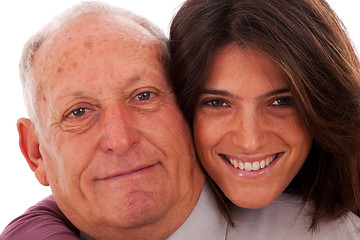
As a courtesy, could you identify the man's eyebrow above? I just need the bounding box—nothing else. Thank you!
[55,91,85,101]
[71,91,86,97]
[55,91,100,106]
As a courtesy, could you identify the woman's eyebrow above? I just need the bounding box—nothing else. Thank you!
[202,89,232,97]
[202,87,290,99]
[258,88,290,99]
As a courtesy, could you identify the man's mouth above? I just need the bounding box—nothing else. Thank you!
[223,153,279,171]
[98,163,159,181]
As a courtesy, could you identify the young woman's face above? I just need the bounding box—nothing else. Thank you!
[193,44,312,208]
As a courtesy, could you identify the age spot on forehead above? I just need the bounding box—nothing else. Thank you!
[84,41,93,49]
[72,61,78,69]
[63,51,70,58]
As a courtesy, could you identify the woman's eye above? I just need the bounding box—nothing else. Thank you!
[70,108,87,117]
[206,99,228,107]
[136,92,152,101]
[271,97,293,106]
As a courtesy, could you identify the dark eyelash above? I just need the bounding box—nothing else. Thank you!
[272,96,293,106]
[201,98,228,107]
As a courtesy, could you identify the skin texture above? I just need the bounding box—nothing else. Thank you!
[17,14,204,240]
[193,44,312,209]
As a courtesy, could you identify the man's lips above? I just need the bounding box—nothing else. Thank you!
[97,163,159,181]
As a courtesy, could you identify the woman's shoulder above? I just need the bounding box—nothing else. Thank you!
[0,195,79,240]
[228,193,360,239]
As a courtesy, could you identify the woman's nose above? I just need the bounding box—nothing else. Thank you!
[228,109,265,152]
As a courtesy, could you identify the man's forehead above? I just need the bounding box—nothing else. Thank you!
[32,11,165,102]
[33,12,160,76]
[38,13,155,57]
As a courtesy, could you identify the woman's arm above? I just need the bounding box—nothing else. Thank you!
[0,195,79,240]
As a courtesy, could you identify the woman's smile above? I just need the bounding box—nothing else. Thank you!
[222,153,280,171]
[193,44,312,208]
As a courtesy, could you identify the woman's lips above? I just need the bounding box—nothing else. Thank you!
[221,153,281,171]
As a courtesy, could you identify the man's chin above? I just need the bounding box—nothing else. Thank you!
[90,191,171,229]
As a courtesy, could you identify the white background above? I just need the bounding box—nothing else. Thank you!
[0,0,359,232]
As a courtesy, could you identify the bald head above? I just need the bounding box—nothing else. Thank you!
[19,1,169,129]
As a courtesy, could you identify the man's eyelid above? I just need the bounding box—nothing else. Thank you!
[61,94,99,111]
[130,86,162,99]
[63,102,97,118]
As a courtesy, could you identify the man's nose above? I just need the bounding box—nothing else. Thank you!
[228,109,265,152]
[99,104,141,155]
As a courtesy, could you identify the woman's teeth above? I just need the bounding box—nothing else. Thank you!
[227,154,277,171]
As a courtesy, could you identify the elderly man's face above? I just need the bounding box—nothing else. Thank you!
[23,14,203,238]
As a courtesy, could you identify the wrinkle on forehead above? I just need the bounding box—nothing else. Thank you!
[35,13,157,69]
[33,12,159,86]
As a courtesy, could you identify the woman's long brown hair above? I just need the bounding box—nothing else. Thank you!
[170,0,360,230]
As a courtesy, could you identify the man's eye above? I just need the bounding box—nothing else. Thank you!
[60,104,98,133]
[71,108,87,117]
[136,92,152,101]
[271,97,293,106]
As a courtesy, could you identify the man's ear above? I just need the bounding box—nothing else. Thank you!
[17,118,49,186]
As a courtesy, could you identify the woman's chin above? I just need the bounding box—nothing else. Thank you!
[228,193,278,209]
